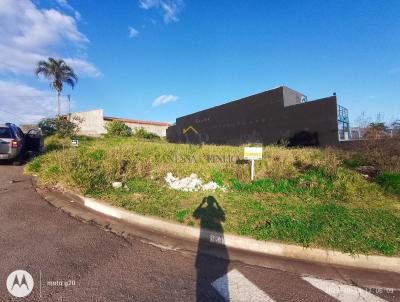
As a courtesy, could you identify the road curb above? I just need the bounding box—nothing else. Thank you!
[40,187,400,273]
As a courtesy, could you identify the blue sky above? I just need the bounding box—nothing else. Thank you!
[1,0,399,126]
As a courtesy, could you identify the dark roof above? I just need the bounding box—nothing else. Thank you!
[103,116,171,127]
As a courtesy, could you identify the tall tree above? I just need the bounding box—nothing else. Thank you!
[35,58,78,115]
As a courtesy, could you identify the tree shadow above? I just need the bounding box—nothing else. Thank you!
[193,196,229,302]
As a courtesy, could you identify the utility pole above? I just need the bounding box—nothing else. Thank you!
[67,94,71,120]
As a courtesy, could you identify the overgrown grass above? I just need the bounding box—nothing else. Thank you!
[376,172,400,195]
[26,135,400,256]
[229,168,337,198]
[339,138,400,172]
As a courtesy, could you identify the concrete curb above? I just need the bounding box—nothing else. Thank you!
[68,193,400,273]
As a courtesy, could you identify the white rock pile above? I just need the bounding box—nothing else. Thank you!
[165,173,225,192]
[112,181,123,189]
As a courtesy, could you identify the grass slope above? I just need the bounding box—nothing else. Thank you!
[26,136,400,256]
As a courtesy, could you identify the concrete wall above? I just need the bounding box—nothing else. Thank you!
[282,86,306,107]
[283,96,338,146]
[71,109,169,137]
[71,109,106,136]
[167,87,339,147]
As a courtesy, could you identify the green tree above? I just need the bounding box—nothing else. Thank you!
[368,122,388,132]
[106,120,131,137]
[54,116,81,138]
[35,58,78,115]
[38,118,57,136]
[38,116,82,138]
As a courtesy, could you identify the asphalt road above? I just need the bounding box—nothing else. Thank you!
[0,165,399,302]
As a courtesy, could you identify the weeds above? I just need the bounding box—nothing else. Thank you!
[376,172,400,195]
[26,157,42,173]
[176,209,191,223]
[26,135,400,255]
[338,138,400,172]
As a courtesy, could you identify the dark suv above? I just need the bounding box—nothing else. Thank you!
[0,123,43,165]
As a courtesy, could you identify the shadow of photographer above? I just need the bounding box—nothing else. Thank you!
[193,196,229,301]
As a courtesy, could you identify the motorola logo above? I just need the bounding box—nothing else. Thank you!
[6,270,34,298]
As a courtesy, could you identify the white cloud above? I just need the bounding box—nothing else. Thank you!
[0,80,71,124]
[160,1,181,23]
[64,58,102,77]
[0,0,100,77]
[74,10,82,21]
[0,46,44,75]
[56,0,72,8]
[128,27,139,38]
[55,0,81,20]
[152,94,178,107]
[139,0,159,9]
[138,0,184,24]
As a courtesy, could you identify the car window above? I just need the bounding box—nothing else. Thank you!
[12,127,21,140]
[17,127,25,139]
[0,127,13,138]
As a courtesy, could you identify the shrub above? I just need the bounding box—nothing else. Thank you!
[133,127,160,140]
[56,116,81,138]
[38,116,81,138]
[106,120,131,137]
[38,118,57,136]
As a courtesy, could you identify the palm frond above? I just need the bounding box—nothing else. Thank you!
[35,66,50,78]
[63,69,78,83]
[35,57,78,92]
[64,78,76,89]
[35,60,51,77]
[48,57,62,67]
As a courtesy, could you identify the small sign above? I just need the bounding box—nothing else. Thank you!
[71,140,79,147]
[244,147,263,160]
[244,147,263,181]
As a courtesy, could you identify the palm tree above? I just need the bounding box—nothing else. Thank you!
[35,58,78,116]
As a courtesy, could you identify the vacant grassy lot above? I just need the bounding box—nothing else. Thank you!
[26,136,400,256]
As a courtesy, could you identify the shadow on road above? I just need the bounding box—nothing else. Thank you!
[193,196,229,302]
[0,159,22,166]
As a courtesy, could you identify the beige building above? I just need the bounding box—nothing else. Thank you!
[71,109,170,137]
[103,116,170,137]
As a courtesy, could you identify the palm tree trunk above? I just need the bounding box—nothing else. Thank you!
[57,90,61,116]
